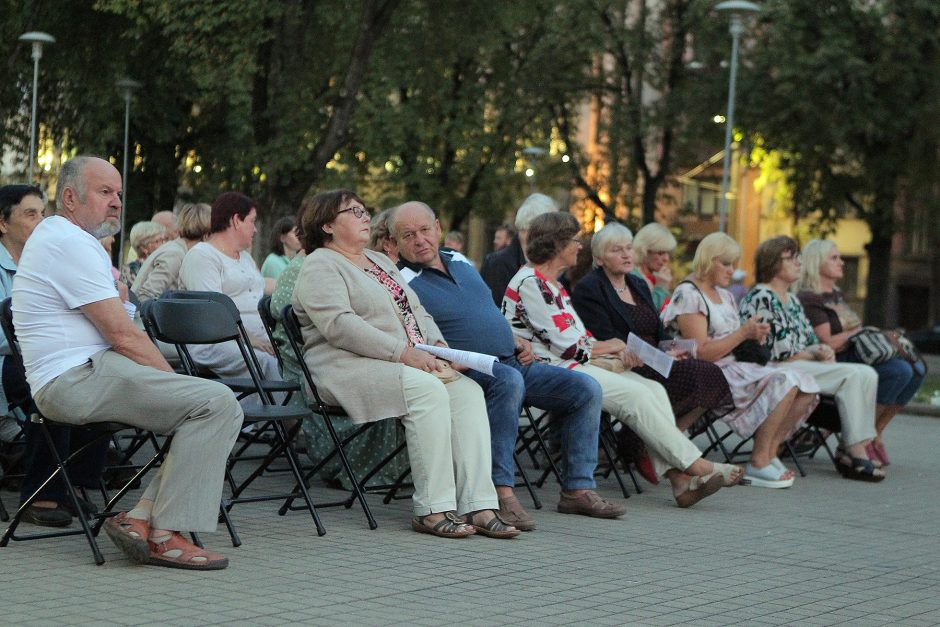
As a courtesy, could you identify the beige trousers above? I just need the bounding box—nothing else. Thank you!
[780,360,877,446]
[399,368,498,516]
[573,364,702,477]
[34,349,243,532]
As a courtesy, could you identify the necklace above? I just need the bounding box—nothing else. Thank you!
[614,285,628,294]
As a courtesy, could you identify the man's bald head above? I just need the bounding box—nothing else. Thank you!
[152,210,179,239]
[390,201,442,269]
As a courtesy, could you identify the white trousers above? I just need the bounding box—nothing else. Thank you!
[399,368,498,516]
[573,364,702,477]
[780,360,877,446]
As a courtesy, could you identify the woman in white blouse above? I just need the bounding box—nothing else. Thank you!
[179,192,280,383]
[503,212,743,508]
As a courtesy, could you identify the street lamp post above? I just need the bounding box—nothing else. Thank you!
[116,78,142,266]
[715,1,760,233]
[18,31,55,183]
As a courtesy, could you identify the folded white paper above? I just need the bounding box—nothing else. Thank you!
[415,343,497,376]
[627,332,674,378]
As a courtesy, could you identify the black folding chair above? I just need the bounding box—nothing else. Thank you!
[0,298,168,565]
[143,297,326,541]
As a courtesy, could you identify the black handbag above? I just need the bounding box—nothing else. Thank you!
[681,281,770,365]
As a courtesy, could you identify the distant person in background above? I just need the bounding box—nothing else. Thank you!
[443,230,465,253]
[368,208,399,263]
[480,193,558,305]
[729,269,748,306]
[120,221,168,286]
[632,222,677,312]
[133,203,211,302]
[493,224,514,252]
[260,216,302,280]
[151,210,179,241]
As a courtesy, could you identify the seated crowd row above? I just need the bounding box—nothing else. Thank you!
[0,155,923,570]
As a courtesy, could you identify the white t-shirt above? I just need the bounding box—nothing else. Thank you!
[12,216,117,393]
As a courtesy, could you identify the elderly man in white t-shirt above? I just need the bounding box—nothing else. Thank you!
[12,156,242,570]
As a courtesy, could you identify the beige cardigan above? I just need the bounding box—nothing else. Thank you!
[292,247,445,423]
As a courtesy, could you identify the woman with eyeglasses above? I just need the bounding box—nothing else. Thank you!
[632,222,678,311]
[796,239,923,466]
[504,212,744,508]
[662,232,820,489]
[292,189,517,539]
[739,236,884,482]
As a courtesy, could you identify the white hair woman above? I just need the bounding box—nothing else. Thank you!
[662,232,821,488]
[505,212,744,508]
[121,221,168,285]
[796,239,923,466]
[632,222,678,311]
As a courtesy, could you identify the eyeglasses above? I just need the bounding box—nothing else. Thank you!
[569,238,583,247]
[781,253,802,262]
[337,205,370,219]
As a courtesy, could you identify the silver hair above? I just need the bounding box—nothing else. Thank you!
[514,193,558,231]
[797,239,837,293]
[590,222,634,267]
[55,156,97,209]
[633,222,677,263]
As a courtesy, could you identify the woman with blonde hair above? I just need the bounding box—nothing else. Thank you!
[739,236,883,482]
[796,239,923,465]
[632,222,678,311]
[132,203,211,302]
[662,232,820,488]
[368,208,399,262]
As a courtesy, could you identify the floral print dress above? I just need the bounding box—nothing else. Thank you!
[661,282,819,438]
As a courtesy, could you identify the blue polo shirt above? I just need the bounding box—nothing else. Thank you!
[399,252,516,359]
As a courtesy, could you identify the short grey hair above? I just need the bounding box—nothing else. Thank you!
[633,222,677,263]
[514,193,558,231]
[55,156,97,209]
[591,222,634,261]
[129,221,166,254]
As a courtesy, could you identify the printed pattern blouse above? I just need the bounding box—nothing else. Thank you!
[738,284,819,361]
[502,266,593,368]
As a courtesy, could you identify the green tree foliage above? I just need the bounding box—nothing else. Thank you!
[739,0,940,325]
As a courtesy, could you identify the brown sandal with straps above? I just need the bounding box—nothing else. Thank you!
[463,510,520,539]
[411,511,475,538]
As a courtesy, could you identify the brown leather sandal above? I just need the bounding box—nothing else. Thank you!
[103,512,151,563]
[463,510,520,539]
[411,511,475,538]
[147,533,229,570]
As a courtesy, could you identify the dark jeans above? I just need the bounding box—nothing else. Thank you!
[4,354,109,505]
[464,357,603,490]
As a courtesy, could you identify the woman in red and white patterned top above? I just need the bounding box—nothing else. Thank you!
[503,212,744,508]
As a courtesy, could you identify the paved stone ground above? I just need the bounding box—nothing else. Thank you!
[2,412,939,626]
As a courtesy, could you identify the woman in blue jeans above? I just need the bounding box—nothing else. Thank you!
[798,239,925,466]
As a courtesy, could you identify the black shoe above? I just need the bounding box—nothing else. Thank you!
[21,504,72,527]
[61,496,98,518]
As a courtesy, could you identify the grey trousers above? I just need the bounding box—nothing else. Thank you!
[34,349,243,532]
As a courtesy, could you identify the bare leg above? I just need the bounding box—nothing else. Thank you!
[750,388,798,479]
[676,407,707,433]
[875,404,903,438]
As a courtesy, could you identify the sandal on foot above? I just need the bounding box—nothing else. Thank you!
[835,455,885,483]
[103,512,151,563]
[675,474,724,508]
[707,462,744,487]
[463,510,520,539]
[866,440,890,467]
[147,533,229,570]
[411,511,475,538]
[744,462,794,489]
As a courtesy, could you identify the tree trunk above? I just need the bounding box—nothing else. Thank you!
[863,190,897,327]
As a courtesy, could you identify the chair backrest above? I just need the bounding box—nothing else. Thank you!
[279,304,330,408]
[161,289,270,380]
[257,294,285,371]
[148,297,272,401]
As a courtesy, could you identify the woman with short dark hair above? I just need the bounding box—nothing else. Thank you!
[504,212,743,508]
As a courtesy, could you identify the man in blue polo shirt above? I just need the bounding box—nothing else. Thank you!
[392,201,625,529]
